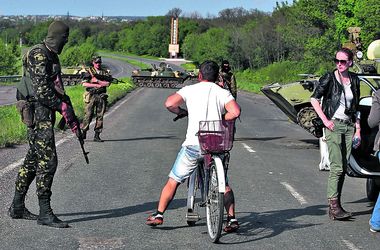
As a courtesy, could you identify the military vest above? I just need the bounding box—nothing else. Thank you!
[16,43,61,101]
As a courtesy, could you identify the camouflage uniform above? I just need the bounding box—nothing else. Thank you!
[15,44,63,199]
[218,60,237,99]
[10,20,73,228]
[219,71,237,99]
[81,66,110,134]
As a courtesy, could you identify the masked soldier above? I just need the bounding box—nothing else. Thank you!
[218,60,237,99]
[81,56,111,142]
[9,21,79,228]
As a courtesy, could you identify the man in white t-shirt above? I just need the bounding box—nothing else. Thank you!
[146,61,241,233]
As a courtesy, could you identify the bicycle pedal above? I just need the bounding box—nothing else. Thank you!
[186,212,200,221]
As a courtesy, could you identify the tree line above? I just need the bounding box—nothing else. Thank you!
[1,0,380,76]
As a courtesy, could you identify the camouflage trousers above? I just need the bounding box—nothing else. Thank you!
[15,119,57,198]
[82,92,107,133]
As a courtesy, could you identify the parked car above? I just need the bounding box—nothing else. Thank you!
[261,73,380,201]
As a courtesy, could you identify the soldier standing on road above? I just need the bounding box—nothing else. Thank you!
[218,60,237,99]
[9,20,79,228]
[81,56,111,142]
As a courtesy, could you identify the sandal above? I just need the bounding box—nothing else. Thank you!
[146,213,163,226]
[224,218,239,233]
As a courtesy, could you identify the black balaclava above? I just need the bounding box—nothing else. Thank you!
[44,21,69,54]
[221,60,231,73]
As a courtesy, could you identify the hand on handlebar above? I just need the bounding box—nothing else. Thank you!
[173,108,188,121]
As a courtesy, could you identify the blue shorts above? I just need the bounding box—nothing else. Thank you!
[169,145,202,183]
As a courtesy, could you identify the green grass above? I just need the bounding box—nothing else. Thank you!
[99,53,151,69]
[236,61,313,94]
[0,77,134,148]
[180,63,197,71]
[0,81,18,86]
[0,105,27,147]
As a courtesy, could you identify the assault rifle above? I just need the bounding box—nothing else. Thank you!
[93,73,125,84]
[57,116,89,164]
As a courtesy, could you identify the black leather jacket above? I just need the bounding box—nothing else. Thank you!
[311,70,360,122]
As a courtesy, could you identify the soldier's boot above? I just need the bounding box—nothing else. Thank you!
[94,132,103,142]
[37,197,69,228]
[8,190,38,220]
[328,198,352,220]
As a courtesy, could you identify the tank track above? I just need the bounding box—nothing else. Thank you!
[297,107,320,137]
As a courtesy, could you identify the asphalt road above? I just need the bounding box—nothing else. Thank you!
[1,83,379,249]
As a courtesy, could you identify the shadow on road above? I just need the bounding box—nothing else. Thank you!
[235,136,285,142]
[58,198,186,224]
[94,135,178,142]
[218,204,326,245]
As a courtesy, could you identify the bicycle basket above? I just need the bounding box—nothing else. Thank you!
[198,120,235,154]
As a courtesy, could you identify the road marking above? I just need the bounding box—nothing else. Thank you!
[280,182,307,205]
[242,143,256,152]
[0,88,143,178]
[341,239,360,250]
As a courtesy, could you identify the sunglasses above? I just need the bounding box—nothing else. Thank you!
[334,58,348,65]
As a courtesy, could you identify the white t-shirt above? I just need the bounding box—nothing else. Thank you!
[177,81,234,146]
[333,83,353,120]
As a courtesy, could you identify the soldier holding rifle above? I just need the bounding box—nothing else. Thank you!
[9,21,82,228]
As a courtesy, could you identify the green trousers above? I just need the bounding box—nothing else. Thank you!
[325,120,354,199]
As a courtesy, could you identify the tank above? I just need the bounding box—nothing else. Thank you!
[61,66,88,86]
[261,74,320,137]
[131,62,193,88]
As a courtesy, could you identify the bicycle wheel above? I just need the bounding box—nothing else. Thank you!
[186,168,200,226]
[206,160,224,242]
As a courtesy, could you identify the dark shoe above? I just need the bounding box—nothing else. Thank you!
[37,213,69,228]
[328,198,352,220]
[8,205,38,220]
[94,132,103,142]
[38,197,69,228]
[224,218,239,233]
[146,213,163,226]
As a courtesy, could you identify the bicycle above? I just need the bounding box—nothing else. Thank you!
[174,113,235,242]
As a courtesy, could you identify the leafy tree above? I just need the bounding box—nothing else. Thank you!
[60,42,96,66]
[0,39,18,75]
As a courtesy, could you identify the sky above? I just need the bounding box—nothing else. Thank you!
[0,0,293,17]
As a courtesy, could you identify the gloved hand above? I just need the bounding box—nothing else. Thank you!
[59,102,79,134]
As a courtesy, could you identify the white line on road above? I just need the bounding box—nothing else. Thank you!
[0,88,143,178]
[241,143,256,152]
[280,181,308,205]
[341,239,360,250]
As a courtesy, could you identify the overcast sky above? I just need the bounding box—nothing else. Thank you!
[0,0,293,17]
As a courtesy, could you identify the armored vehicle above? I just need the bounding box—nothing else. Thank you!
[61,66,88,86]
[261,35,380,201]
[131,62,192,89]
